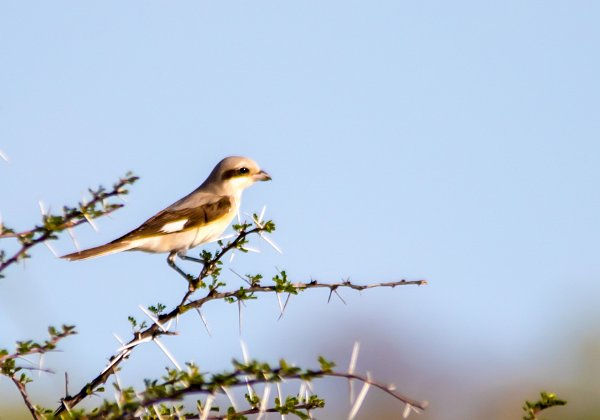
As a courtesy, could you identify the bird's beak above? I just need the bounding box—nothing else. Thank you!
[254,170,272,181]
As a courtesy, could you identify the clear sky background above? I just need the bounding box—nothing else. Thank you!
[1,2,599,419]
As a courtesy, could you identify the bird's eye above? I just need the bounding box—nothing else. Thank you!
[239,167,250,174]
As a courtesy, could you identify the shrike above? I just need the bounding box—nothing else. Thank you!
[62,156,271,272]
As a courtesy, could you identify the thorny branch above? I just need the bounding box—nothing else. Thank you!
[55,222,426,415]
[135,369,427,414]
[0,173,138,277]
[79,356,427,419]
[1,325,75,420]
[0,326,76,366]
[205,404,317,420]
[2,174,427,418]
[11,376,42,420]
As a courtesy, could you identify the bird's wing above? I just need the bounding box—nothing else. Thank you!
[113,195,233,242]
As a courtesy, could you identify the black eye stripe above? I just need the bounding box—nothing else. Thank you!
[222,167,251,180]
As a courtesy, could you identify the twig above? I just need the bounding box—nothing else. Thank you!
[0,326,76,366]
[0,173,138,276]
[117,368,426,418]
[11,377,42,420]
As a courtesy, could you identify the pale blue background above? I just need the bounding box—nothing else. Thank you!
[1,2,599,419]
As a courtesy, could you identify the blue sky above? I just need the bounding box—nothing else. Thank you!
[1,2,599,419]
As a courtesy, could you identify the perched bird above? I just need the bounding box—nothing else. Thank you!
[62,156,271,272]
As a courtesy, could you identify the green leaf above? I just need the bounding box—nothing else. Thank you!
[522,391,567,420]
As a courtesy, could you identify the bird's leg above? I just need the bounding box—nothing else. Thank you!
[178,253,203,264]
[166,251,193,282]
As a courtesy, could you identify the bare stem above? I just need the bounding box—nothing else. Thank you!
[11,377,42,420]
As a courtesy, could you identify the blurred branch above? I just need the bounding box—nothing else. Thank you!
[522,391,567,420]
[0,325,76,366]
[11,376,41,420]
[134,365,427,417]
[0,172,138,277]
[72,357,427,419]
[0,325,76,420]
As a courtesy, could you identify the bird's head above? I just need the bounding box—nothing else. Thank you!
[209,156,271,194]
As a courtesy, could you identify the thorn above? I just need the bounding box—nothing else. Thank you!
[117,336,152,352]
[258,205,267,224]
[81,199,100,233]
[153,404,166,420]
[240,339,250,364]
[113,369,123,394]
[100,349,132,376]
[257,384,271,420]
[114,392,123,411]
[138,305,168,332]
[62,400,72,415]
[230,268,252,286]
[348,342,360,404]
[38,354,44,378]
[348,373,371,420]
[304,381,313,405]
[38,200,47,216]
[251,210,283,254]
[199,395,214,420]
[163,317,174,331]
[238,299,243,336]
[334,289,347,305]
[17,356,35,366]
[66,227,80,252]
[260,233,283,254]
[277,382,286,420]
[402,403,412,418]
[298,382,307,402]
[153,337,182,371]
[112,333,125,346]
[43,240,59,258]
[276,293,284,313]
[218,232,236,241]
[193,306,211,336]
[349,342,360,374]
[245,376,255,399]
[64,372,69,398]
[222,386,239,412]
[278,293,292,321]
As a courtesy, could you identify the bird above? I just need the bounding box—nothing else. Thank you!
[62,156,271,274]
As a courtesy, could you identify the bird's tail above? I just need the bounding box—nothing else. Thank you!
[61,241,133,261]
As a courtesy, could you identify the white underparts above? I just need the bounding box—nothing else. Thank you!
[129,214,235,253]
